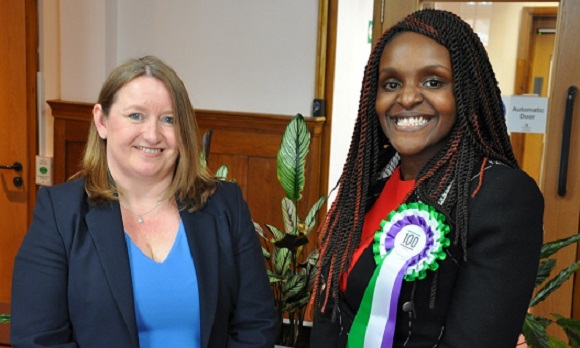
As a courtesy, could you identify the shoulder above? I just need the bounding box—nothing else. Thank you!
[201,181,245,212]
[468,161,544,237]
[36,178,87,206]
[471,161,543,205]
[33,178,92,226]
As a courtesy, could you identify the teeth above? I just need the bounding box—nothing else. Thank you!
[395,117,429,127]
[136,146,161,154]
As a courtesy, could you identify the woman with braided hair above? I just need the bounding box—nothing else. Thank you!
[311,8,543,348]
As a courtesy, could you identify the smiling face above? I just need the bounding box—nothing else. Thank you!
[93,76,179,186]
[376,32,457,179]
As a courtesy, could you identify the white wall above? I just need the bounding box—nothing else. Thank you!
[39,0,60,157]
[39,0,318,160]
[55,0,318,116]
[327,0,374,202]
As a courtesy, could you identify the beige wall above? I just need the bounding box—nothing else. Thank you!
[38,0,319,158]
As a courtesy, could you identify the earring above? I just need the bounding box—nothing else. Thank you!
[100,135,106,140]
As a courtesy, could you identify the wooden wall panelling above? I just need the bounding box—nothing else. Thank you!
[196,109,325,254]
[48,100,326,254]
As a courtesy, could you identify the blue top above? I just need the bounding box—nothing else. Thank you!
[125,221,201,348]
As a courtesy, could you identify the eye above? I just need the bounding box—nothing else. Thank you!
[128,113,143,121]
[160,116,174,125]
[382,80,401,91]
[423,78,445,89]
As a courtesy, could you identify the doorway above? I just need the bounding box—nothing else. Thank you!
[512,7,557,185]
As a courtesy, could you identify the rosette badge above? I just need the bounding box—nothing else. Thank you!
[348,202,450,348]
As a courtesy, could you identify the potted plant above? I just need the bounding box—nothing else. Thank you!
[255,113,326,347]
[522,233,580,347]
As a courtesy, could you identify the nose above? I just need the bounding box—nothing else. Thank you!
[396,85,424,109]
[143,118,161,143]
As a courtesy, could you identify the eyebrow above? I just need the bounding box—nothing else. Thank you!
[379,64,452,74]
[121,104,174,115]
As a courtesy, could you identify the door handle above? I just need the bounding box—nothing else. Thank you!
[558,86,577,197]
[0,161,22,172]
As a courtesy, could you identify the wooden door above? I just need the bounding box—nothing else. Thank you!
[374,0,580,340]
[512,7,557,186]
[0,0,37,305]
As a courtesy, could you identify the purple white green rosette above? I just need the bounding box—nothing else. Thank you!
[347,202,450,348]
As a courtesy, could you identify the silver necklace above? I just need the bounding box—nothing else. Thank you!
[120,201,162,224]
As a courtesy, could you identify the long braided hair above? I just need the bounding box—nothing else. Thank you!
[314,8,519,315]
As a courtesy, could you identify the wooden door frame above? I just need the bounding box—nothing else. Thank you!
[314,0,338,220]
[25,0,38,224]
[511,7,558,170]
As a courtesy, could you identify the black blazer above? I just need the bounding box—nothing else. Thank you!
[11,179,278,347]
[312,161,544,347]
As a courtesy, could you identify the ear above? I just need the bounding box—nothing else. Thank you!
[93,104,108,139]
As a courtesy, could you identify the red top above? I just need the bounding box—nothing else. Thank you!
[340,167,415,293]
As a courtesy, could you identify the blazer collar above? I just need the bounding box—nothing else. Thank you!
[181,208,219,348]
[85,200,140,348]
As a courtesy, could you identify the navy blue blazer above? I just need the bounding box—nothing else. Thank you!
[11,179,278,347]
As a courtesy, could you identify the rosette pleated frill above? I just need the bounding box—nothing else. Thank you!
[347,202,450,348]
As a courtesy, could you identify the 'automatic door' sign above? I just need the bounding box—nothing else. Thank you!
[503,95,548,134]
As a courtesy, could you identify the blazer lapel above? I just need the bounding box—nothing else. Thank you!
[86,201,139,348]
[181,209,219,348]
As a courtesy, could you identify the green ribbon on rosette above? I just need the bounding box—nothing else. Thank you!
[348,202,450,348]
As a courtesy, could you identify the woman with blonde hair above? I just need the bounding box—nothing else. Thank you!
[12,56,278,348]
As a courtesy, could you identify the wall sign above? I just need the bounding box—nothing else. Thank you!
[503,95,548,134]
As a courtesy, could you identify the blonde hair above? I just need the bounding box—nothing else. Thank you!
[75,56,217,211]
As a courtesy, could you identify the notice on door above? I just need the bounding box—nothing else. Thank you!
[503,95,548,134]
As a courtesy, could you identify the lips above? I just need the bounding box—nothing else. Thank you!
[135,146,162,154]
[391,115,433,128]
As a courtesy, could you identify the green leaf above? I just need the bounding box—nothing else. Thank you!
[554,314,580,347]
[547,336,569,348]
[262,246,271,260]
[277,114,310,201]
[274,247,292,277]
[282,293,310,313]
[522,313,550,348]
[267,270,281,283]
[530,261,580,307]
[254,222,266,240]
[304,196,326,236]
[540,233,580,259]
[215,164,229,180]
[0,314,9,324]
[200,150,207,169]
[282,197,297,235]
[536,259,556,286]
[304,248,320,292]
[267,224,285,242]
[282,274,307,300]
